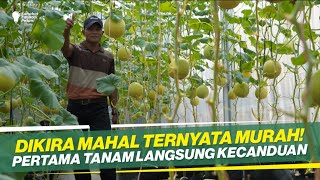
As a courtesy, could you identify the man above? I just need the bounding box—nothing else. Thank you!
[61,15,118,180]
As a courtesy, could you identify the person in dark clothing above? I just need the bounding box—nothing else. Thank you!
[61,15,118,180]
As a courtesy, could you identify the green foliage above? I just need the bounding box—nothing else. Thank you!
[29,79,60,109]
[160,1,176,13]
[0,1,8,8]
[96,74,121,95]
[0,59,23,82]
[16,56,58,80]
[291,51,318,66]
[30,11,65,50]
[32,51,62,69]
[51,109,78,125]
[0,11,13,25]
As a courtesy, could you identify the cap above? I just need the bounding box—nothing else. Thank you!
[83,15,103,29]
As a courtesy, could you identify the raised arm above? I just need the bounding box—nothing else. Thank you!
[61,15,75,58]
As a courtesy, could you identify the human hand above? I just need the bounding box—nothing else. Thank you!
[112,112,119,124]
[65,14,75,30]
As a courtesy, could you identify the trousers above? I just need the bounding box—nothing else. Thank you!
[67,100,116,180]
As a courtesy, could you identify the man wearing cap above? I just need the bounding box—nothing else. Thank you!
[62,15,118,180]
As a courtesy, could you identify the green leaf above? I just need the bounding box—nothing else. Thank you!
[50,114,63,126]
[183,34,203,42]
[241,9,252,17]
[92,1,105,12]
[0,58,23,80]
[190,74,203,86]
[291,56,306,66]
[134,38,146,48]
[191,52,201,61]
[0,46,8,58]
[0,27,8,37]
[225,29,241,40]
[51,109,78,125]
[45,10,63,19]
[27,7,45,15]
[290,51,317,66]
[193,9,209,16]
[279,1,294,14]
[189,18,211,32]
[198,18,211,24]
[241,61,255,71]
[197,2,206,10]
[160,2,176,13]
[29,79,60,108]
[279,26,292,38]
[258,20,267,27]
[225,36,239,45]
[303,24,317,40]
[241,19,257,35]
[258,6,277,19]
[224,13,240,24]
[30,17,65,50]
[239,41,247,49]
[264,40,275,49]
[42,17,65,50]
[276,43,295,55]
[60,109,78,125]
[146,57,157,65]
[32,51,62,69]
[0,12,13,26]
[145,42,158,52]
[31,19,45,40]
[239,49,254,60]
[96,74,121,95]
[0,1,8,8]
[234,71,250,84]
[198,37,210,43]
[180,43,189,50]
[79,3,90,13]
[110,13,122,22]
[194,64,205,72]
[15,56,58,80]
